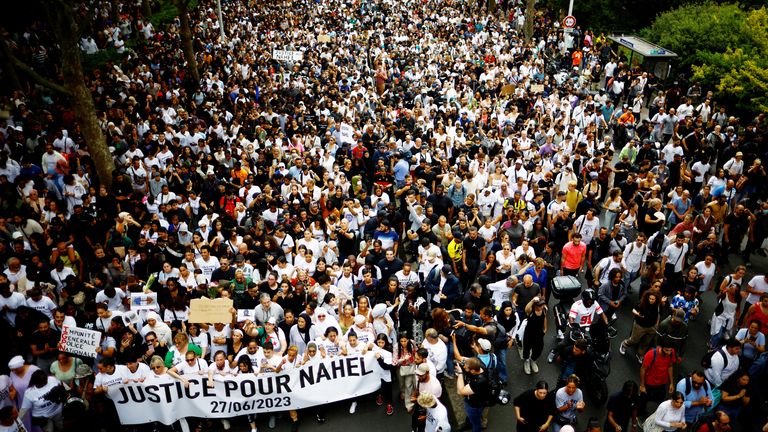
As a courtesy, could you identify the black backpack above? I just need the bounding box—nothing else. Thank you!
[482,354,503,407]
[492,322,509,352]
[701,348,728,370]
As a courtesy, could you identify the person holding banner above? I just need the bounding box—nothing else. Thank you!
[373,333,396,416]
[164,332,202,368]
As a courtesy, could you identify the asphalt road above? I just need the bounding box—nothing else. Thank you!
[210,253,766,432]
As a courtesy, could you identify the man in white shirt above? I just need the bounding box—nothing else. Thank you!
[421,328,448,376]
[572,209,600,245]
[195,246,220,283]
[621,233,647,291]
[94,357,129,394]
[661,233,689,287]
[487,276,518,309]
[704,340,741,387]
[0,282,25,327]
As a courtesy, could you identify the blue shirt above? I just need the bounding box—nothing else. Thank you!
[394,159,410,183]
[676,377,714,423]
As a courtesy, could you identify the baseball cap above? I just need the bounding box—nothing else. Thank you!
[477,338,492,352]
[415,363,430,376]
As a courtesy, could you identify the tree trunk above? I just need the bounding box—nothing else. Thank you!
[524,0,536,43]
[50,3,115,189]
[142,0,152,19]
[176,1,200,84]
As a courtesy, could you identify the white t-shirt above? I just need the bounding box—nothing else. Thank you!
[125,363,151,382]
[425,401,451,432]
[95,289,126,311]
[745,276,768,305]
[21,376,63,418]
[175,358,208,376]
[94,365,129,389]
[195,256,221,282]
[569,300,603,327]
[26,296,57,320]
[0,292,26,326]
[209,325,231,357]
[0,375,12,409]
[573,215,600,244]
[695,261,717,293]
[662,243,688,273]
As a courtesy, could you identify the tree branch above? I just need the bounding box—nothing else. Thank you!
[7,54,72,96]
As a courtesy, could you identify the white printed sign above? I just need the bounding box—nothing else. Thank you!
[272,49,304,62]
[58,325,101,358]
[339,123,355,144]
[130,292,158,312]
[109,354,382,425]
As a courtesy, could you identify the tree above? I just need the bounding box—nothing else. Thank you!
[524,0,535,43]
[642,3,768,115]
[692,7,768,113]
[172,0,200,83]
[2,0,115,188]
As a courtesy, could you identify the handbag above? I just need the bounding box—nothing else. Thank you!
[642,412,663,432]
[399,364,416,376]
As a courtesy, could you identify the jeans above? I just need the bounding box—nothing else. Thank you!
[464,400,484,432]
[496,348,508,382]
[445,342,455,376]
[622,269,640,291]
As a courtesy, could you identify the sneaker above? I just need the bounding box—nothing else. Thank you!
[222,420,231,431]
[376,394,384,406]
[547,350,556,363]
[349,401,357,414]
[316,414,326,424]
[619,342,627,356]
[269,416,276,429]
[531,360,539,373]
[386,404,394,415]
[524,359,531,375]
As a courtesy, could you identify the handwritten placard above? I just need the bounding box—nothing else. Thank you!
[188,298,234,323]
[59,325,101,358]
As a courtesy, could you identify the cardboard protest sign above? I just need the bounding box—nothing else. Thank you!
[188,298,234,323]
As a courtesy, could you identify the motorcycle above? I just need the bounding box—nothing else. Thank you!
[568,323,612,405]
[551,275,583,341]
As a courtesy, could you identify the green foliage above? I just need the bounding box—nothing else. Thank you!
[546,0,689,32]
[641,2,751,69]
[149,0,198,28]
[643,3,768,115]
[690,7,768,113]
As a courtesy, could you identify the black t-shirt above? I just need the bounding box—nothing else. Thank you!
[466,371,491,408]
[604,391,638,432]
[463,235,485,261]
[513,389,556,429]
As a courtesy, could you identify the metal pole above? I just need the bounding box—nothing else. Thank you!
[216,0,226,42]
[568,0,574,16]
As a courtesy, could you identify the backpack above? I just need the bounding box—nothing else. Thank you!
[683,376,710,395]
[701,348,728,370]
[492,322,508,351]
[482,354,503,407]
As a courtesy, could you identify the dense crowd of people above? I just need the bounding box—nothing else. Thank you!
[1,0,768,432]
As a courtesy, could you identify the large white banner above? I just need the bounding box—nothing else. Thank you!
[272,49,304,62]
[108,354,381,425]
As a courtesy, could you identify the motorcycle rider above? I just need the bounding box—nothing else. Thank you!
[548,289,609,362]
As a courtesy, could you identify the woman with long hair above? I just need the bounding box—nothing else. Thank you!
[373,334,395,416]
[393,332,417,411]
[621,289,663,363]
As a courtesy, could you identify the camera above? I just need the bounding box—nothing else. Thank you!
[497,389,511,406]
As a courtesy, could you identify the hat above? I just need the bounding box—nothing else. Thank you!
[74,363,94,379]
[417,392,437,408]
[589,172,598,179]
[477,338,492,352]
[11,231,22,240]
[372,303,387,318]
[8,356,24,369]
[266,317,277,325]
[515,159,523,164]
[536,298,547,306]
[354,314,367,325]
[441,264,453,275]
[414,363,430,376]
[673,309,686,320]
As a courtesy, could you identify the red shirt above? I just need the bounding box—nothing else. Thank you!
[642,347,677,386]
[562,241,586,270]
